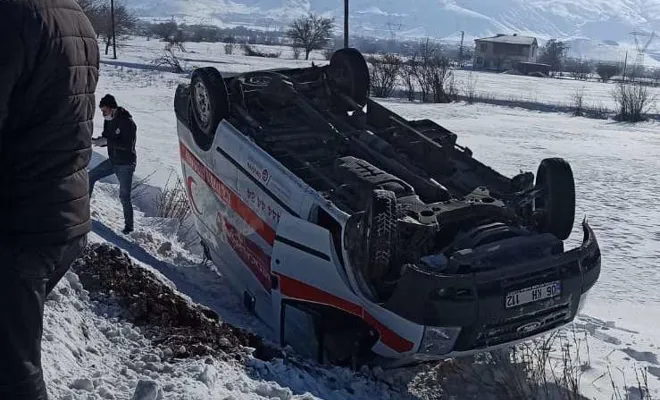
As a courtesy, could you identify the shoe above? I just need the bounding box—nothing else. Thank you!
[122,226,134,234]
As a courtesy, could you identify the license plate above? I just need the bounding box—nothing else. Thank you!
[505,280,561,308]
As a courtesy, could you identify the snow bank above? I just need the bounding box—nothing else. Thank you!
[42,269,236,400]
[42,246,391,400]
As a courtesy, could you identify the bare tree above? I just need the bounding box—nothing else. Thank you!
[538,39,569,77]
[568,58,593,81]
[429,56,453,103]
[151,21,177,40]
[402,56,418,102]
[652,68,660,86]
[286,13,334,60]
[596,63,620,82]
[413,39,438,102]
[410,39,453,103]
[224,36,236,55]
[91,0,138,56]
[188,24,222,43]
[76,0,104,35]
[628,64,647,82]
[368,53,403,98]
[151,20,187,52]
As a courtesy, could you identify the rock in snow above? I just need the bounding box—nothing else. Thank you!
[196,364,218,387]
[71,378,94,392]
[131,380,160,400]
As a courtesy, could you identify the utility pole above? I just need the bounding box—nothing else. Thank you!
[458,30,465,67]
[111,0,117,59]
[344,0,349,48]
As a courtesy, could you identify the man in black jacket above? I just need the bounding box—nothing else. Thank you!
[0,0,99,398]
[89,94,137,234]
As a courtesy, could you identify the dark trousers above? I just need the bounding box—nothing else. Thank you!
[0,235,87,400]
[89,159,135,230]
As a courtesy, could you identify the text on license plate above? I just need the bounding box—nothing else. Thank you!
[505,280,561,308]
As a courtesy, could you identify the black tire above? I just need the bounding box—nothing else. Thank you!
[534,158,576,240]
[363,189,399,280]
[190,67,230,138]
[328,48,370,108]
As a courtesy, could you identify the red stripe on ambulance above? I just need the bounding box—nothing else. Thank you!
[180,142,276,246]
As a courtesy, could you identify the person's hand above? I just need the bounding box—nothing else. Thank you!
[91,137,107,147]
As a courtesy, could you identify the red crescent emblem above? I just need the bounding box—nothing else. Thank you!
[186,176,202,214]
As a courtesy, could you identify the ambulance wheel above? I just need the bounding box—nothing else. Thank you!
[190,67,230,138]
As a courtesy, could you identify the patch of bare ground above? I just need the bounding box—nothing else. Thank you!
[70,243,282,364]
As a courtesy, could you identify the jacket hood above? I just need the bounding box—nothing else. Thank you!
[115,107,132,119]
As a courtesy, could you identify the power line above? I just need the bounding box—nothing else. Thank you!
[630,30,655,66]
[344,0,349,48]
[111,0,117,59]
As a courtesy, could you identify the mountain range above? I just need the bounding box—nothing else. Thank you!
[128,0,660,58]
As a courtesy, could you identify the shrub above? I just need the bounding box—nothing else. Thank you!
[463,72,478,104]
[322,47,335,60]
[611,81,656,122]
[242,44,281,58]
[426,326,650,399]
[155,173,190,223]
[597,63,620,82]
[292,46,302,60]
[368,53,403,98]
[572,87,585,116]
[152,48,184,73]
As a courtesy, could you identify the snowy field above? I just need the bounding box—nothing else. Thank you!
[109,36,660,115]
[450,68,660,112]
[40,36,660,399]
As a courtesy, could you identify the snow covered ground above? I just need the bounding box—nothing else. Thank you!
[109,37,660,123]
[380,99,660,399]
[450,68,660,112]
[40,37,660,399]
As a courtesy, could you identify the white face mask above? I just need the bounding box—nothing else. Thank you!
[104,114,113,121]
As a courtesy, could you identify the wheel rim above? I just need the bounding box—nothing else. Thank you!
[194,81,211,128]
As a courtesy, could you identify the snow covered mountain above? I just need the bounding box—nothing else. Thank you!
[129,0,660,44]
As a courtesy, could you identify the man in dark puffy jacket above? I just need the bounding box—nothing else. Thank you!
[89,94,137,234]
[0,0,99,398]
